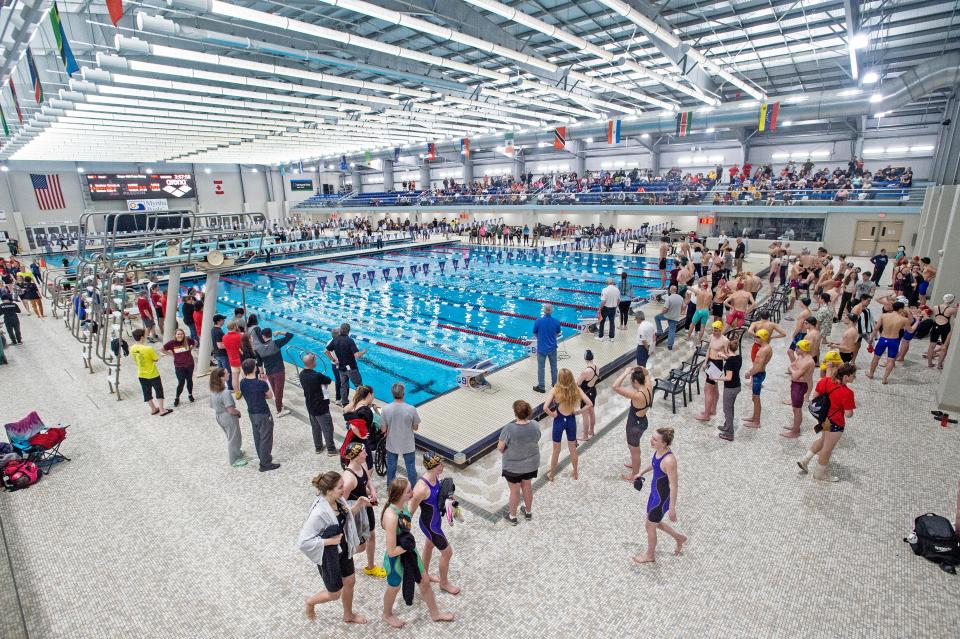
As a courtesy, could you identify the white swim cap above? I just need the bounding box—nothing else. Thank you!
[944,294,956,304]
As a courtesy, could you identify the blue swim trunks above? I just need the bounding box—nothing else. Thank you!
[751,371,766,396]
[874,336,901,359]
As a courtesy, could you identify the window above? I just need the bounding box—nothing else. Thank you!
[715,214,825,242]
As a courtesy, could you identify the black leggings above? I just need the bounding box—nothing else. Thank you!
[618,300,632,327]
[836,291,853,320]
[175,366,194,398]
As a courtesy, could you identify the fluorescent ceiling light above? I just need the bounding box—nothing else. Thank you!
[862,71,879,84]
[869,93,883,103]
[781,120,793,127]
[839,89,861,97]
[850,33,869,49]
[705,127,715,134]
[910,145,935,152]
[886,146,909,154]
[863,148,884,154]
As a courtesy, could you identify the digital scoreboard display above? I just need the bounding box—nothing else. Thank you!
[86,174,196,200]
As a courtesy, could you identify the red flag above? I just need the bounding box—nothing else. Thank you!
[553,127,566,150]
[8,79,22,123]
[106,0,124,26]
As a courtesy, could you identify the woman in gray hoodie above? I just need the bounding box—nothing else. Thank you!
[299,470,370,624]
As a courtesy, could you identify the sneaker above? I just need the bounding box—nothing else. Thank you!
[520,505,532,520]
[259,463,281,472]
[796,458,809,474]
[504,513,518,526]
[363,566,387,578]
[277,408,291,418]
[231,459,248,467]
[315,449,323,455]
[326,450,339,457]
[595,335,604,341]
[813,470,839,482]
[174,397,180,407]
[532,386,546,393]
[188,395,195,403]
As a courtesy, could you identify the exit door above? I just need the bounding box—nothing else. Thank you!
[852,220,903,256]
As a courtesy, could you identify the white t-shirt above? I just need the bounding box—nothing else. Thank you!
[600,284,621,308]
[636,320,656,348]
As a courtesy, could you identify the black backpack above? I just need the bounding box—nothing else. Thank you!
[808,385,838,424]
[905,513,960,574]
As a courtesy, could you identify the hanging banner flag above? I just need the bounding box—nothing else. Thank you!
[606,120,622,144]
[497,252,503,263]
[438,261,445,274]
[26,48,43,103]
[286,280,296,295]
[382,267,391,281]
[319,276,327,291]
[106,0,125,26]
[504,132,515,156]
[460,138,470,158]
[675,111,692,137]
[339,155,348,171]
[8,79,22,123]
[50,4,80,76]
[410,264,418,276]
[363,150,372,164]
[396,266,405,280]
[426,143,436,161]
[758,102,780,132]
[554,126,567,150]
[452,257,459,270]
[352,272,360,286]
[366,269,375,282]
[1,108,8,137]
[464,257,470,268]
[335,273,345,288]
[422,263,430,275]
[485,254,491,265]
[393,147,401,162]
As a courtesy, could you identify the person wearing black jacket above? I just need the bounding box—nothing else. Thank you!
[254,327,294,417]
[0,292,23,344]
[300,353,337,456]
[181,295,197,342]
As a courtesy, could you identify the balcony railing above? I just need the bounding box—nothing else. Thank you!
[294,186,926,209]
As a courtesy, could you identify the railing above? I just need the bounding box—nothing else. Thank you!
[296,186,926,209]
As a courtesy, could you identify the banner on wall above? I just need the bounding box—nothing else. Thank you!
[126,199,169,212]
[214,179,225,195]
[290,179,313,191]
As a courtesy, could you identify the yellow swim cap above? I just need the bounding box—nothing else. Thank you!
[712,320,724,329]
[756,329,770,341]
[796,339,811,352]
[823,350,842,364]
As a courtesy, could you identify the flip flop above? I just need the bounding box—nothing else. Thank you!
[159,409,174,416]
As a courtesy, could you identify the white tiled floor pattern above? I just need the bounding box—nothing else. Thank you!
[0,253,958,638]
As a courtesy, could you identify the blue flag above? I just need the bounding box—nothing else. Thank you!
[352,272,360,286]
[382,268,390,281]
[335,273,344,288]
[439,261,445,273]
[367,269,375,282]
[319,276,327,291]
[422,263,430,275]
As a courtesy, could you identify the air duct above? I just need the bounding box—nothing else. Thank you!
[335,53,960,163]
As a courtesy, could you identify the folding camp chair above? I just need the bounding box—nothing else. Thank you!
[4,411,70,475]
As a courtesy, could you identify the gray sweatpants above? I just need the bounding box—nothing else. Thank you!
[720,386,741,438]
[249,412,274,466]
[216,412,243,464]
[309,412,336,453]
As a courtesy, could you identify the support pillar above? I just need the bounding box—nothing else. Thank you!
[463,156,474,186]
[513,151,526,183]
[420,162,431,190]
[650,146,661,175]
[932,98,960,186]
[162,265,181,342]
[926,186,960,301]
[382,159,395,191]
[935,190,960,410]
[351,165,364,194]
[195,270,221,377]
[573,140,586,177]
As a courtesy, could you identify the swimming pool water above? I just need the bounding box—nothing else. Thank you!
[211,245,671,406]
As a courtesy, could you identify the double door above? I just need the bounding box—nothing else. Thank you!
[852,220,903,256]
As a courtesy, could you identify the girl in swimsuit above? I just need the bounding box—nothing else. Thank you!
[613,366,653,481]
[927,294,957,369]
[381,478,453,628]
[410,454,460,596]
[576,350,600,441]
[341,443,385,579]
[544,368,592,481]
[631,427,687,564]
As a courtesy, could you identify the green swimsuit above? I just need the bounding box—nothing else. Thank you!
[383,505,425,588]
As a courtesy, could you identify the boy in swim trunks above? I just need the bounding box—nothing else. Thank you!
[783,340,815,438]
[688,279,713,341]
[867,301,913,384]
[747,310,786,361]
[409,454,460,596]
[743,329,772,428]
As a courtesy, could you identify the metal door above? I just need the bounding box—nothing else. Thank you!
[851,220,903,256]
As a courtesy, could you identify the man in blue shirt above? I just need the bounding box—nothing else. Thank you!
[238,358,280,472]
[532,304,562,393]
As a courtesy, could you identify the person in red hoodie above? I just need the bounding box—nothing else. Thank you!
[192,292,204,339]
[136,291,159,342]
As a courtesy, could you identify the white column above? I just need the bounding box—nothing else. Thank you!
[420,162,431,190]
[934,189,960,410]
[195,271,220,376]
[162,265,181,342]
[382,159,395,191]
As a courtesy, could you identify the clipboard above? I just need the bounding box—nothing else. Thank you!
[706,362,723,380]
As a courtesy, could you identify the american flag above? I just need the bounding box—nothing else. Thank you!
[31,174,66,210]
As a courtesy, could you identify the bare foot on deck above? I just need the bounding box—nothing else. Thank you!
[344,613,368,624]
[631,553,655,565]
[440,582,461,595]
[431,612,455,622]
[674,535,688,556]
[383,615,406,629]
[305,599,316,621]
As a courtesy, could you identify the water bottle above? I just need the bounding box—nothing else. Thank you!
[906,531,918,545]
